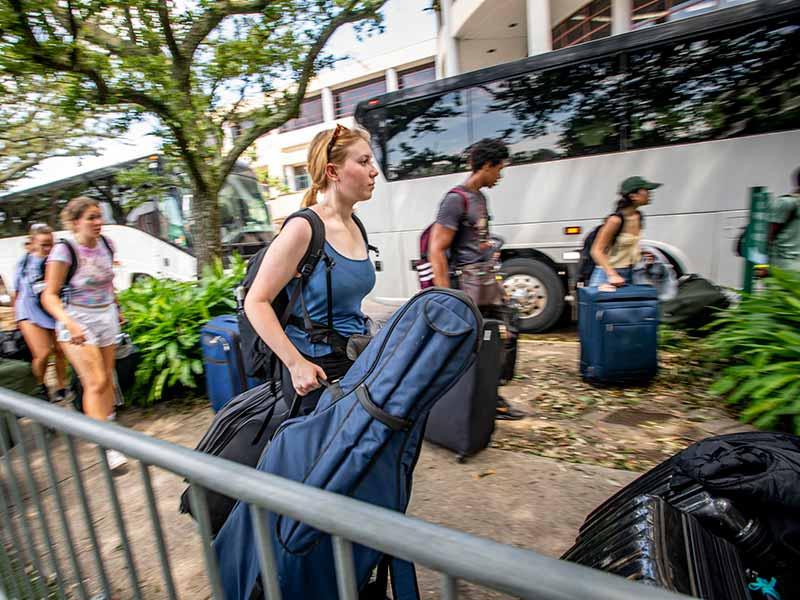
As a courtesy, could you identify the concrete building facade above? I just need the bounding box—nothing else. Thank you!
[253,39,436,225]
[435,0,755,77]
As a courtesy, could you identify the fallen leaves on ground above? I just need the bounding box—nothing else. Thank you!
[493,333,741,472]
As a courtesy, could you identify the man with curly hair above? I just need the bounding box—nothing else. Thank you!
[428,138,523,420]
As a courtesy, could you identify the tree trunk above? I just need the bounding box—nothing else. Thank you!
[191,185,222,275]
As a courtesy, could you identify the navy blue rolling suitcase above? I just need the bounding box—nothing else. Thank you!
[578,285,659,384]
[201,315,262,412]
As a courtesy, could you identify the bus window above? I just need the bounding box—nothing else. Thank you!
[218,174,271,243]
[382,91,469,180]
[469,58,623,164]
[158,193,191,248]
[626,18,800,150]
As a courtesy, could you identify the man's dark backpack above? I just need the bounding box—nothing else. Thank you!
[236,208,375,380]
[22,236,113,312]
[414,188,470,289]
[576,211,642,284]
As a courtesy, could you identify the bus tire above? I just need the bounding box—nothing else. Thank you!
[131,273,153,285]
[501,258,564,333]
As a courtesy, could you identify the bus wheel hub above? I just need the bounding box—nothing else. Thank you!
[503,274,547,318]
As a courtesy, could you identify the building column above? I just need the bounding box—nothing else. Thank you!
[284,165,296,192]
[612,0,632,35]
[321,87,335,123]
[526,0,552,56]
[386,67,399,92]
[441,0,460,77]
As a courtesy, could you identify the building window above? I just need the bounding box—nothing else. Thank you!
[334,78,387,119]
[399,63,436,89]
[632,0,755,29]
[280,96,324,132]
[551,0,612,50]
[293,165,310,191]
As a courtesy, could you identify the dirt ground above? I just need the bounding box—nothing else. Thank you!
[2,324,748,599]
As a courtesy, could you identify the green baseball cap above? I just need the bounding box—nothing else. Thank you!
[620,176,662,195]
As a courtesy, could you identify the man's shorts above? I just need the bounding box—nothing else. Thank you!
[56,304,120,348]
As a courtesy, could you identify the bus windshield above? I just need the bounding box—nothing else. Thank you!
[0,156,272,255]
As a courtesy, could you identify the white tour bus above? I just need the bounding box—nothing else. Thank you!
[0,155,272,293]
[354,1,800,332]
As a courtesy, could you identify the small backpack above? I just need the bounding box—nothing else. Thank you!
[414,188,470,289]
[23,236,114,311]
[236,208,375,380]
[576,211,642,284]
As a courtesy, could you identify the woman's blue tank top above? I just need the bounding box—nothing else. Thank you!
[284,240,376,357]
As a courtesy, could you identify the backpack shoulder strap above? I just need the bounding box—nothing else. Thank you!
[449,187,470,218]
[281,208,326,278]
[57,239,79,286]
[99,235,114,258]
[351,213,379,255]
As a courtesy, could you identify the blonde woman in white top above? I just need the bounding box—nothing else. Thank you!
[589,176,661,287]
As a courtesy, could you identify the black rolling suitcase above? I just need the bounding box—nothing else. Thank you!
[178,381,298,535]
[481,304,518,385]
[564,495,752,599]
[424,319,501,460]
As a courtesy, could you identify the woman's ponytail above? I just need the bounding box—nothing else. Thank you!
[301,183,319,208]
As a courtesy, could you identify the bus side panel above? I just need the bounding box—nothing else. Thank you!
[103,225,197,287]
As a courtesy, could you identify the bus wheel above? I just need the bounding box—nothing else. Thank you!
[501,258,564,333]
[131,273,154,285]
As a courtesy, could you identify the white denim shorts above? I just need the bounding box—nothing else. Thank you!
[56,304,120,348]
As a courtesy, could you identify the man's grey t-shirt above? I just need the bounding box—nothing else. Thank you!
[434,186,489,268]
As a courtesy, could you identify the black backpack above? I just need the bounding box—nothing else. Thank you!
[19,252,48,308]
[21,236,114,311]
[576,211,642,284]
[236,208,375,380]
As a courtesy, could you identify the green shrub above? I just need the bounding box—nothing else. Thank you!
[118,256,246,403]
[704,268,800,433]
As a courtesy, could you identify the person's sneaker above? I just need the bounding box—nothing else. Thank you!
[105,449,128,471]
[54,388,69,403]
[36,385,51,403]
[495,395,525,421]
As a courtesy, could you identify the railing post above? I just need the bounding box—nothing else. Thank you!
[64,435,112,599]
[139,463,179,600]
[0,479,33,599]
[32,424,88,600]
[250,506,283,600]
[331,537,359,600]
[97,446,142,600]
[189,484,225,599]
[0,413,49,599]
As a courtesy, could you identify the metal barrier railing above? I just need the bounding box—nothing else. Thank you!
[0,388,691,600]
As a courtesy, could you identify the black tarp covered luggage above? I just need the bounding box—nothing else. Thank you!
[424,319,501,460]
[565,432,800,598]
[660,274,731,332]
[564,495,752,599]
[178,381,294,535]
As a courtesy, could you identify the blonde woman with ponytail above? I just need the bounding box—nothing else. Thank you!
[245,125,379,409]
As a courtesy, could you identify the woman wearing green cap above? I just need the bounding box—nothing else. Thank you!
[589,176,661,287]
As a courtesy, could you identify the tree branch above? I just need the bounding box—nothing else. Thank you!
[218,0,387,180]
[123,7,139,45]
[180,0,270,63]
[157,0,181,62]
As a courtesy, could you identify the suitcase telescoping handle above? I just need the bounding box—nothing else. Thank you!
[207,335,231,352]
